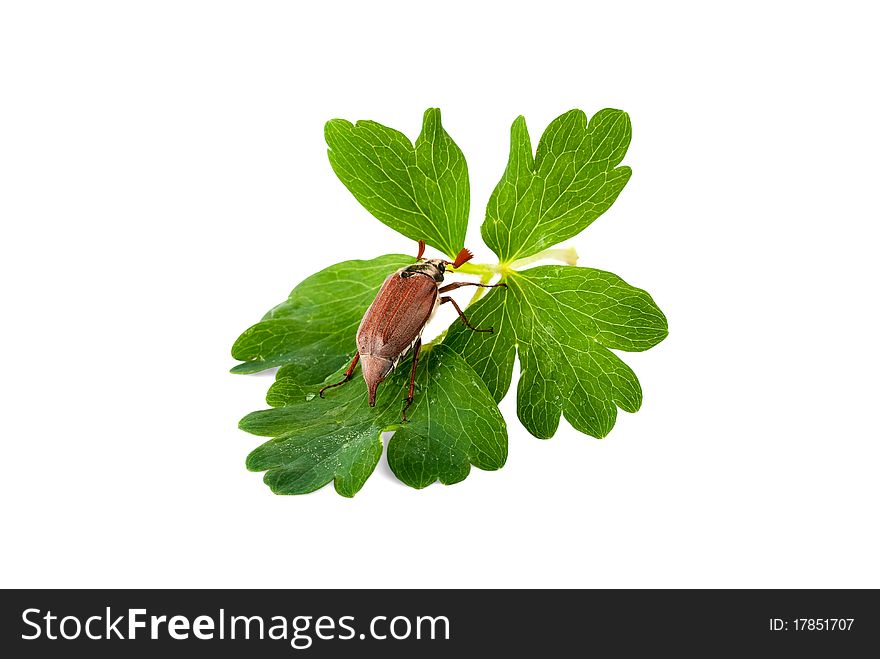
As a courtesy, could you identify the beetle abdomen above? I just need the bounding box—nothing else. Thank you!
[360,353,394,406]
[356,271,438,405]
[357,273,437,358]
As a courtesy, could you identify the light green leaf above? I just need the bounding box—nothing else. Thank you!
[325,108,469,258]
[230,254,411,376]
[482,109,632,263]
[243,345,507,496]
[444,265,667,438]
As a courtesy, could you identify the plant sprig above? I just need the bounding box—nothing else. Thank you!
[232,108,667,496]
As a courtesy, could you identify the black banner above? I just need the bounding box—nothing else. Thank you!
[1,589,876,656]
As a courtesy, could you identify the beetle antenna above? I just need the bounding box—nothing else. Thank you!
[415,240,426,261]
[448,248,474,269]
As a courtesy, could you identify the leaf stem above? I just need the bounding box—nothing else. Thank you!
[452,246,579,278]
[452,262,497,276]
[508,246,579,269]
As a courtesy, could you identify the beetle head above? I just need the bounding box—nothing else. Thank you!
[400,257,446,281]
[410,241,474,280]
[414,241,474,270]
[424,258,447,273]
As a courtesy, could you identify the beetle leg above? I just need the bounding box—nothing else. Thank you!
[440,296,494,333]
[401,339,422,422]
[318,353,361,398]
[438,281,507,294]
[415,240,426,260]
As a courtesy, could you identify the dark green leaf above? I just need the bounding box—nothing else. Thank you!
[230,254,411,376]
[325,108,469,258]
[242,345,507,496]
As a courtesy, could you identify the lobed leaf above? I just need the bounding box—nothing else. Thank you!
[242,345,507,496]
[443,265,667,439]
[482,109,632,263]
[230,254,411,377]
[325,108,469,259]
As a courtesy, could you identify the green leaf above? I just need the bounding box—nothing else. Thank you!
[325,108,469,258]
[482,109,632,263]
[242,345,507,496]
[443,266,667,439]
[230,254,411,376]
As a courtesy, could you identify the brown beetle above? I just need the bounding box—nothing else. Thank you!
[319,240,506,420]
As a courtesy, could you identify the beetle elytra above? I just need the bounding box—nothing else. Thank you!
[319,240,507,421]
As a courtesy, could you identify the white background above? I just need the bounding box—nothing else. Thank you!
[2,1,878,589]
